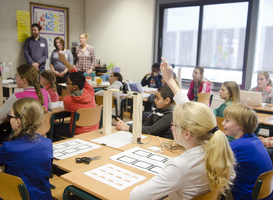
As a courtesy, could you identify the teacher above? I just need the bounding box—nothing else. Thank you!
[75,33,96,75]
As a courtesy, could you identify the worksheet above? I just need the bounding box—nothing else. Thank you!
[110,147,169,175]
[53,139,101,159]
[84,164,146,190]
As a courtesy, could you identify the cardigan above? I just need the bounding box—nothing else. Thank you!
[187,80,211,101]
[213,99,232,117]
[249,85,273,104]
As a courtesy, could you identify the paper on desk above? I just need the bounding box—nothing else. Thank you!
[90,131,146,148]
[110,147,169,175]
[142,87,157,92]
[51,101,64,108]
[2,79,14,84]
[84,163,146,190]
[53,139,101,159]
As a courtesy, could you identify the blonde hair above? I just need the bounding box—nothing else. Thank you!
[258,71,273,87]
[80,33,89,39]
[173,102,235,194]
[223,81,241,103]
[10,98,45,141]
[41,70,57,92]
[17,64,45,108]
[224,102,258,134]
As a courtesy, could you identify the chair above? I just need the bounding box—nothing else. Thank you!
[192,189,220,200]
[196,93,214,107]
[252,169,273,200]
[216,116,225,132]
[71,105,103,137]
[63,185,99,200]
[37,112,54,140]
[0,172,30,200]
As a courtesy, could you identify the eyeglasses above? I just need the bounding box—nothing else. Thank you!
[170,122,184,130]
[66,81,72,85]
[7,114,17,119]
[7,107,26,120]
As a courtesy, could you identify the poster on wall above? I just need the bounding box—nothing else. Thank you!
[30,3,68,57]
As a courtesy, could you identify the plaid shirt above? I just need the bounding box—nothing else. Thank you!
[75,44,96,71]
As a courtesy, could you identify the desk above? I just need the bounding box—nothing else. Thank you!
[250,104,273,114]
[61,160,154,200]
[257,113,273,136]
[2,83,18,99]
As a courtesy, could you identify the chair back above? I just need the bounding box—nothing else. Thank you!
[197,93,213,106]
[0,172,30,200]
[95,95,116,108]
[36,112,53,136]
[0,75,3,106]
[252,169,273,200]
[192,190,220,200]
[216,116,225,132]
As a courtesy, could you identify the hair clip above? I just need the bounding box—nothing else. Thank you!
[210,126,219,133]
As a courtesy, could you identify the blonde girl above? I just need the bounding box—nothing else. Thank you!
[213,81,241,117]
[75,33,96,75]
[250,71,273,104]
[40,70,59,102]
[0,97,53,200]
[0,64,51,124]
[130,102,235,200]
[187,66,212,101]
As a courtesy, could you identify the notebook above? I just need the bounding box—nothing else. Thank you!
[126,82,151,98]
[240,91,263,106]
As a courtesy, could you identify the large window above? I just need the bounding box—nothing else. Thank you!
[251,0,273,87]
[158,1,252,88]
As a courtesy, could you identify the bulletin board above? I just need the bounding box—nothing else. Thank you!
[30,3,68,56]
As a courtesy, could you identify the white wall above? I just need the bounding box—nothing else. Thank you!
[85,0,156,82]
[0,0,85,79]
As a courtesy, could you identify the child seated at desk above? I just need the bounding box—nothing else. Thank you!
[222,103,273,200]
[141,63,162,88]
[0,97,53,200]
[53,52,97,137]
[95,72,123,116]
[0,64,52,143]
[249,71,273,104]
[40,70,59,102]
[130,101,235,200]
[116,84,174,139]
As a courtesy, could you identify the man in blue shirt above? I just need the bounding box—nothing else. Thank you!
[24,23,48,72]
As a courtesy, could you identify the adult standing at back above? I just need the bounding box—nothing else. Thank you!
[49,37,73,91]
[24,23,48,72]
[75,33,96,75]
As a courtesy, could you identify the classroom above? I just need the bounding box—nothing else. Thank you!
[1,0,273,200]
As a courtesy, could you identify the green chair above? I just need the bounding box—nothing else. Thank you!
[63,185,100,200]
[252,169,273,200]
[71,106,103,137]
[0,172,30,200]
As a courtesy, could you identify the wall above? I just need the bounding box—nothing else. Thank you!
[85,0,156,82]
[0,0,85,79]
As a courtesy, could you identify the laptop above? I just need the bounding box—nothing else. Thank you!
[126,82,151,98]
[240,91,263,106]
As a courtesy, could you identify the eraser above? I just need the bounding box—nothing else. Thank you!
[147,146,163,153]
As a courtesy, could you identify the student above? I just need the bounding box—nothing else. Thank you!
[40,70,59,102]
[141,63,162,88]
[130,102,235,200]
[116,84,174,139]
[187,66,212,101]
[95,72,123,116]
[55,52,97,136]
[249,71,273,104]
[0,64,52,124]
[213,81,241,117]
[0,97,53,200]
[222,103,273,200]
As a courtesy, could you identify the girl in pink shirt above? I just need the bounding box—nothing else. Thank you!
[40,70,59,102]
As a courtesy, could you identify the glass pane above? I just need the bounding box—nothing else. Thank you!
[252,0,273,87]
[200,2,248,84]
[162,6,199,66]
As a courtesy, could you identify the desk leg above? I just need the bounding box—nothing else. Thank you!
[63,185,100,200]
[9,88,12,97]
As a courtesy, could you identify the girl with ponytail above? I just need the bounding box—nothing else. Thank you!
[0,64,52,124]
[130,101,235,200]
[0,97,53,200]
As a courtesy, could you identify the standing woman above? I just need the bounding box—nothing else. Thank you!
[49,37,73,84]
[75,33,96,75]
[187,66,212,101]
[249,71,273,104]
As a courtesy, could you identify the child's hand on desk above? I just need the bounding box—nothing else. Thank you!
[258,136,267,147]
[116,117,130,131]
